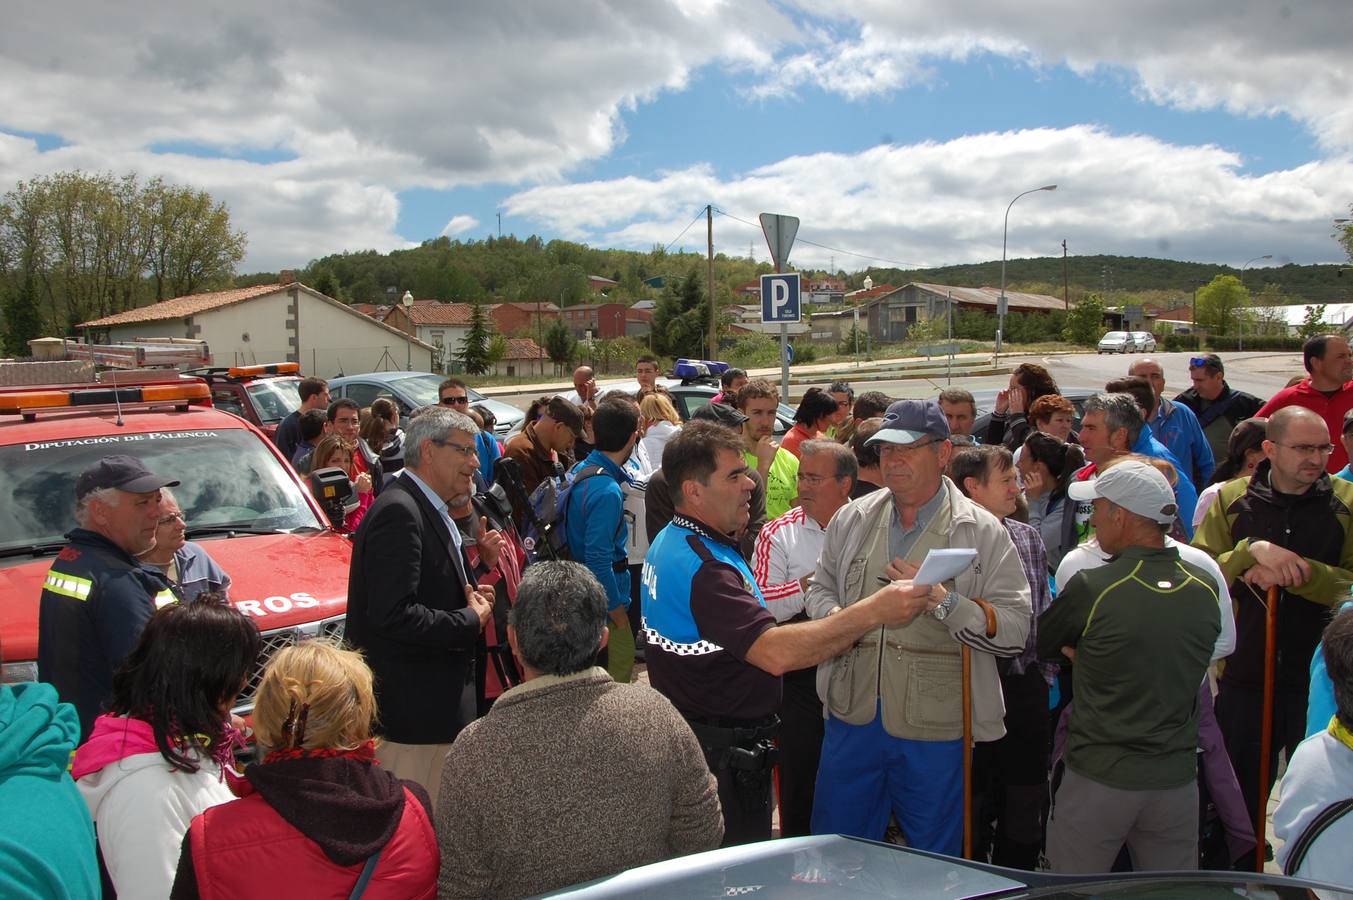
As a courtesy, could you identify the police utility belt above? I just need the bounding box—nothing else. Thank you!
[684,714,780,772]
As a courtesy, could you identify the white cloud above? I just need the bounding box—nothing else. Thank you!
[440,214,480,238]
[506,126,1353,269]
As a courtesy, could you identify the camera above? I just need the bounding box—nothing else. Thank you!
[308,466,357,530]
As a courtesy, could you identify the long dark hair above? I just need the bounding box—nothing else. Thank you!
[1023,432,1086,500]
[1013,363,1060,407]
[107,597,261,773]
[1209,417,1268,486]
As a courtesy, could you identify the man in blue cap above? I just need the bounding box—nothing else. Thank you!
[37,455,180,740]
[805,399,1032,854]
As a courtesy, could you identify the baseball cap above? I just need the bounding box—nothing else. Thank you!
[1188,353,1224,373]
[75,455,180,500]
[866,399,951,446]
[1067,459,1177,526]
[691,401,747,429]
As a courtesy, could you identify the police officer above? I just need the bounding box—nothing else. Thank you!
[641,421,938,845]
[37,455,180,740]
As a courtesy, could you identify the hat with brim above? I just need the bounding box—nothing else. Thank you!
[76,455,180,500]
[1067,459,1177,526]
[865,399,950,446]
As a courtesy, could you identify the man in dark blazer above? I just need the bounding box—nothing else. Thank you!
[345,405,494,806]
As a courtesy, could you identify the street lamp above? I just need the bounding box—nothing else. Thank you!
[997,184,1057,359]
[401,290,414,370]
[1237,254,1273,351]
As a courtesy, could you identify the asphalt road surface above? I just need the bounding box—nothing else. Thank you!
[488,350,1304,412]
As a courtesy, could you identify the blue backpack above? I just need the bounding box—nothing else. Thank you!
[520,465,611,564]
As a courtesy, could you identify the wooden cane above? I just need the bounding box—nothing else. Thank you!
[1255,584,1279,874]
[962,641,973,860]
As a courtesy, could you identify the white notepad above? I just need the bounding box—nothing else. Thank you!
[914,548,978,586]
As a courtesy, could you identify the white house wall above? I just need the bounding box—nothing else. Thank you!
[296,291,433,376]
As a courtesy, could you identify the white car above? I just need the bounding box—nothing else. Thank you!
[1097,331,1133,353]
[1131,331,1157,352]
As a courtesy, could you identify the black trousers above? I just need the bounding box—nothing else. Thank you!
[776,667,825,838]
[972,665,1050,871]
[704,749,774,846]
[1214,682,1309,824]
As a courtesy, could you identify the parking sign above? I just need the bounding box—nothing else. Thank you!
[760,273,801,324]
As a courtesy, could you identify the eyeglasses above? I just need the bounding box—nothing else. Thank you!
[1188,357,1220,371]
[797,473,842,487]
[1275,442,1335,456]
[157,512,185,526]
[878,438,942,457]
[431,438,478,458]
[440,395,469,406]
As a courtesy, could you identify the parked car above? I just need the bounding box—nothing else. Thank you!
[0,374,351,716]
[1097,331,1134,353]
[1131,331,1158,352]
[328,371,525,437]
[186,362,304,441]
[551,834,1344,898]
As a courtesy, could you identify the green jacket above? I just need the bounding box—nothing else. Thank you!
[743,448,799,521]
[1038,545,1220,790]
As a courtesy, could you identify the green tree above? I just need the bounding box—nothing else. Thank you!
[459,300,494,375]
[1336,205,1353,262]
[1298,304,1329,340]
[650,270,708,358]
[543,318,577,374]
[1062,293,1106,345]
[2,271,44,355]
[312,268,341,300]
[1195,275,1250,334]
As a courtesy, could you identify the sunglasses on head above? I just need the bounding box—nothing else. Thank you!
[1189,357,1220,371]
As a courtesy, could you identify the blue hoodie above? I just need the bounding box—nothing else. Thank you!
[1131,427,1199,538]
[0,682,99,899]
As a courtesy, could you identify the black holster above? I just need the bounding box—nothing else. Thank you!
[687,716,780,815]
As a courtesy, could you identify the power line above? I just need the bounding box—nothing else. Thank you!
[662,208,709,255]
[711,207,926,269]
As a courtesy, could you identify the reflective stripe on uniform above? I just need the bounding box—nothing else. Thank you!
[43,572,93,601]
[153,590,177,609]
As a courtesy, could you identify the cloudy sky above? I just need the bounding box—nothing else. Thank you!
[2,0,1350,275]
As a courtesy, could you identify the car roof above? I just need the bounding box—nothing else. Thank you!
[0,405,251,444]
[329,371,439,385]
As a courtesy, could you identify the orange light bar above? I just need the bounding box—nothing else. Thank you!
[227,362,300,377]
[0,382,211,414]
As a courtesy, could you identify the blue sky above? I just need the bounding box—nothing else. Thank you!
[1,1,1349,273]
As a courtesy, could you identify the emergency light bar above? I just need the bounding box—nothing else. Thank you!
[673,359,730,380]
[0,382,211,415]
[225,363,300,378]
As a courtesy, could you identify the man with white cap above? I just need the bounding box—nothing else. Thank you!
[806,399,1031,854]
[1038,459,1222,873]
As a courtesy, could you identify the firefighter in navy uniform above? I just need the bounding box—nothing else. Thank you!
[642,422,943,845]
[37,455,180,740]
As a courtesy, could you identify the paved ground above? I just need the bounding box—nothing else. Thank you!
[481,350,1301,411]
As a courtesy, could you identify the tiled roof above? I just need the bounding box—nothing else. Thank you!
[487,301,560,313]
[406,303,475,326]
[503,338,546,359]
[79,284,283,327]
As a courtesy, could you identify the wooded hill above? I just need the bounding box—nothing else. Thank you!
[238,236,1351,309]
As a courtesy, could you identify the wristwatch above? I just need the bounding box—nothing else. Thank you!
[930,590,959,621]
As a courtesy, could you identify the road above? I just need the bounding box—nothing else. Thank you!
[484,350,1303,411]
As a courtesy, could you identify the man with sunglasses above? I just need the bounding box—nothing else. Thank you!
[440,377,500,488]
[1194,405,1353,826]
[1174,354,1264,468]
[1258,334,1353,474]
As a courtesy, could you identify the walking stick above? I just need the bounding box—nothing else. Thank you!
[962,642,973,860]
[1255,584,1279,874]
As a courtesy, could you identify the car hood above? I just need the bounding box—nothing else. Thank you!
[1,531,351,662]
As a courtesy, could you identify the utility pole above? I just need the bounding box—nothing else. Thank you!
[496,212,501,239]
[707,204,717,360]
[1062,239,1069,310]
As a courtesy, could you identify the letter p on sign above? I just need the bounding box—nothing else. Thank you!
[760,273,801,324]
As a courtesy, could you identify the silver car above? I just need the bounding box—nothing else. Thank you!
[1097,331,1133,353]
[1131,331,1158,352]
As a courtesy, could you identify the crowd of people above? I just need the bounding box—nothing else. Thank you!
[7,340,1353,898]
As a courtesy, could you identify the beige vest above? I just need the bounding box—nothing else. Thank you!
[825,492,963,740]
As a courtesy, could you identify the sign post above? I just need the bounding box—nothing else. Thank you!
[759,213,800,399]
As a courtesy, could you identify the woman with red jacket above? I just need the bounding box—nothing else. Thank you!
[171,642,439,899]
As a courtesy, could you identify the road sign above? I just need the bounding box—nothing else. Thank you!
[783,342,795,364]
[760,273,802,324]
[759,213,799,271]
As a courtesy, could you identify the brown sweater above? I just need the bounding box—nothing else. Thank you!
[435,668,723,898]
